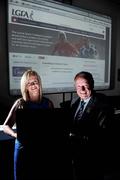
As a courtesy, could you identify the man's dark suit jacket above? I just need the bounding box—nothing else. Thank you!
[71,93,111,135]
[70,93,113,179]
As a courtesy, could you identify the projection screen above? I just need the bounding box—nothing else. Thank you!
[8,0,112,95]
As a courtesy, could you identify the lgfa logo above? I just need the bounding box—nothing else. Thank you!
[12,9,33,20]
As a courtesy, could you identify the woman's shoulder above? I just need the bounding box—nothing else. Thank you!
[42,96,50,102]
[42,97,54,108]
[13,98,25,109]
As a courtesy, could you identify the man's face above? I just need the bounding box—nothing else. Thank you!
[75,77,92,100]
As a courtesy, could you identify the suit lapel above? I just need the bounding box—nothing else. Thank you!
[71,95,97,121]
[81,96,96,119]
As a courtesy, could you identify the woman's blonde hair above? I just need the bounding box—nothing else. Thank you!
[20,69,42,101]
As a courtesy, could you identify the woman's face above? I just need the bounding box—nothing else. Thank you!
[26,75,40,101]
[75,77,92,100]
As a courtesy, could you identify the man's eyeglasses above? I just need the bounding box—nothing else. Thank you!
[27,80,39,87]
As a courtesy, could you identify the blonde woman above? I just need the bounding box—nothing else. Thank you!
[3,69,54,180]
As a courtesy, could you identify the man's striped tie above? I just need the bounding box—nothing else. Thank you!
[75,101,85,121]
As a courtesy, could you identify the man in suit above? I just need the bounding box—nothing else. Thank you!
[70,71,113,180]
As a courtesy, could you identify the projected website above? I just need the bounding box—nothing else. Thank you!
[8,0,111,94]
